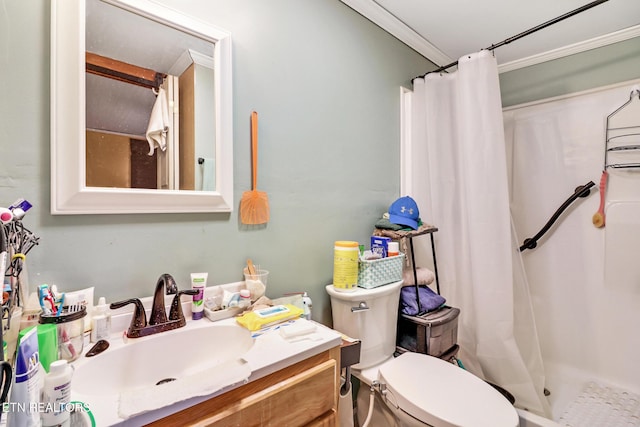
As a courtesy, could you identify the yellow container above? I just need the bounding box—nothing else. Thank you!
[333,241,359,292]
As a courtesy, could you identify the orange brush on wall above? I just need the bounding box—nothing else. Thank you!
[240,111,270,225]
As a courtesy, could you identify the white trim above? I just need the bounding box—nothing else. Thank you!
[498,24,640,73]
[168,50,194,76]
[341,0,640,74]
[51,0,234,214]
[168,49,215,77]
[189,49,215,69]
[400,86,412,196]
[503,77,640,112]
[100,0,230,41]
[339,0,453,67]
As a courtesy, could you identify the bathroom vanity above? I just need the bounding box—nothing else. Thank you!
[150,346,340,426]
[70,313,342,426]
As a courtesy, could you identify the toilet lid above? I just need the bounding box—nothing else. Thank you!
[378,352,519,427]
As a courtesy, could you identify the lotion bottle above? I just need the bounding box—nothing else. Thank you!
[190,272,208,320]
[90,297,111,343]
[41,359,73,427]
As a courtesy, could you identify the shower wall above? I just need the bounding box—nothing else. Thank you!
[504,80,640,418]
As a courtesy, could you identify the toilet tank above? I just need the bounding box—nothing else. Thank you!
[326,281,403,369]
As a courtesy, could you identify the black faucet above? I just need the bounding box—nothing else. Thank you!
[110,274,198,338]
[110,298,147,338]
[149,273,178,325]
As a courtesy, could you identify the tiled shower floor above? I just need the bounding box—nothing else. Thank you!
[558,382,640,427]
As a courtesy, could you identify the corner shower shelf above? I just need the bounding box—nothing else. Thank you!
[604,89,640,170]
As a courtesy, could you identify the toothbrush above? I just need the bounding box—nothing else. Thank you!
[46,296,56,313]
[38,284,52,314]
[42,284,57,312]
[56,293,65,316]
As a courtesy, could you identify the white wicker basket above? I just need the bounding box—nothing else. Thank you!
[357,253,405,289]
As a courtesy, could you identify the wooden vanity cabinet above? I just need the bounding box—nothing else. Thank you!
[148,346,341,427]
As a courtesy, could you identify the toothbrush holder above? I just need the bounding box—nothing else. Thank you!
[39,306,87,362]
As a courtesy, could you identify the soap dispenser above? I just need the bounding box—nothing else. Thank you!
[90,297,111,343]
[302,292,312,320]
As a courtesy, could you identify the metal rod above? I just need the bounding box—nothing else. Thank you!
[413,0,610,80]
[409,237,422,314]
[429,233,441,295]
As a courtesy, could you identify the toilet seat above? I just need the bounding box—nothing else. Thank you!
[378,352,519,427]
[353,357,391,386]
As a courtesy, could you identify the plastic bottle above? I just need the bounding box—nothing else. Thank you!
[238,289,251,309]
[333,241,359,292]
[41,359,73,427]
[91,297,111,343]
[388,241,400,257]
[190,273,208,320]
[302,292,313,320]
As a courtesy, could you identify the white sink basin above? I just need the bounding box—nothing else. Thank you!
[73,321,253,397]
[69,314,342,427]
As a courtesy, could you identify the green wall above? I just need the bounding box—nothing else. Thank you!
[500,36,640,107]
[1,0,637,327]
[0,0,432,325]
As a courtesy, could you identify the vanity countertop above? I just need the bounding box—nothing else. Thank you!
[70,316,342,426]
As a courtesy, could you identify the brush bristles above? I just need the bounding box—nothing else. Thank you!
[240,190,270,224]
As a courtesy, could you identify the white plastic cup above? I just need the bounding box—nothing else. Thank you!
[243,269,268,301]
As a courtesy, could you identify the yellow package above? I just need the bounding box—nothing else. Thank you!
[236,304,303,331]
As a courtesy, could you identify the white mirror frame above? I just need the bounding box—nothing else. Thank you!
[51,0,233,214]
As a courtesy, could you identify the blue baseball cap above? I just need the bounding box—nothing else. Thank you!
[388,196,420,230]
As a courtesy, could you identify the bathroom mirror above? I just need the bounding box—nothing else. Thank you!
[51,0,233,214]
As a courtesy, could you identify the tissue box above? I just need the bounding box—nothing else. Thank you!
[357,253,404,289]
[370,236,391,258]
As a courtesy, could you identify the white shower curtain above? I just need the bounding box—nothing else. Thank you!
[408,50,550,416]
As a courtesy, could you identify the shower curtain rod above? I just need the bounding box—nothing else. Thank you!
[413,0,609,81]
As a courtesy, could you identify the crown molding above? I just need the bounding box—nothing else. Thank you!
[341,0,640,74]
[340,0,453,67]
[498,24,640,73]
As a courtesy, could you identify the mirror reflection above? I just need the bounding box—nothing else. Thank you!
[85,0,216,191]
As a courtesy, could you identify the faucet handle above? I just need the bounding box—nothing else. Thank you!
[110,299,147,337]
[169,290,199,326]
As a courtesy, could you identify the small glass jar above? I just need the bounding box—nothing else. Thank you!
[39,306,87,362]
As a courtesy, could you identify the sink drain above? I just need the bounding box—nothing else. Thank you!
[156,378,176,386]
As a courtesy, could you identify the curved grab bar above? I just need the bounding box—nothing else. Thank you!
[519,181,595,252]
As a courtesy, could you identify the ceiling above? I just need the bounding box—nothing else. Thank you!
[341,0,640,73]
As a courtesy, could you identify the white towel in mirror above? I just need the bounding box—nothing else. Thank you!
[146,87,170,156]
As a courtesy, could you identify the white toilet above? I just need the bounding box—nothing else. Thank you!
[326,281,519,427]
